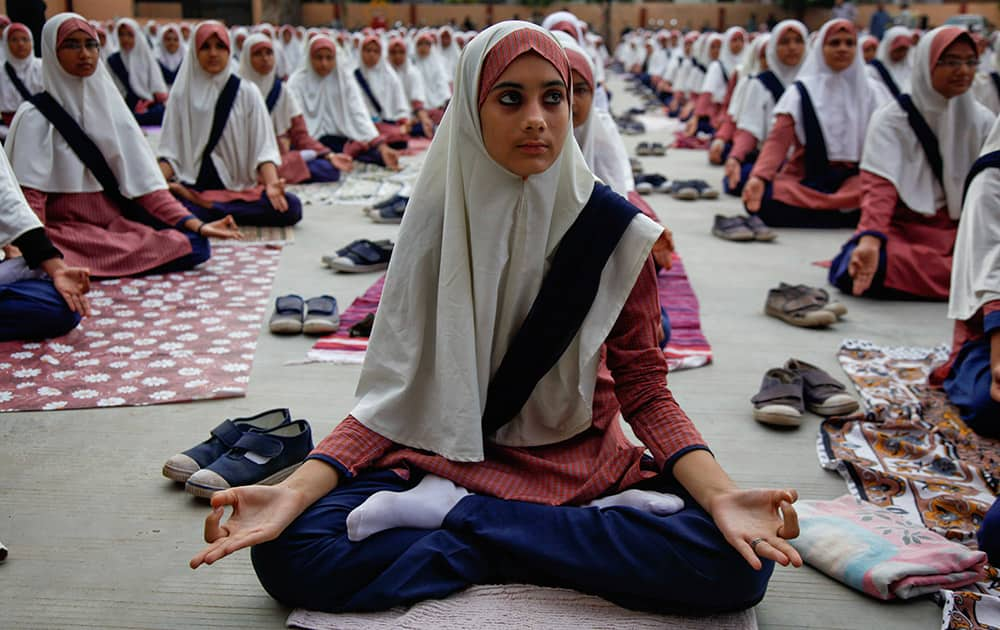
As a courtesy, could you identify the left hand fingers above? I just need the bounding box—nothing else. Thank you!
[749,538,795,567]
[777,498,800,539]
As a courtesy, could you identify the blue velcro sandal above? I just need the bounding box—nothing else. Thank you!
[325,239,393,273]
[161,408,291,482]
[303,295,340,336]
[185,420,314,498]
[367,196,407,224]
[269,294,305,335]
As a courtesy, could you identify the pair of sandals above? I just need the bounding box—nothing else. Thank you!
[322,239,393,273]
[712,214,775,242]
[636,142,667,157]
[269,295,340,335]
[764,283,848,329]
[751,359,860,427]
[671,179,719,201]
[635,173,671,195]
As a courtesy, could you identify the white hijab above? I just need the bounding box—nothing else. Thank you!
[738,21,808,142]
[727,34,769,121]
[351,22,662,461]
[774,19,886,162]
[356,38,412,121]
[949,116,1000,321]
[388,39,427,107]
[0,24,42,112]
[767,20,809,87]
[862,26,995,220]
[113,18,167,100]
[437,26,461,79]
[6,14,167,198]
[286,35,379,143]
[0,133,42,247]
[238,33,300,136]
[867,26,913,92]
[155,23,186,73]
[157,22,281,191]
[413,36,452,108]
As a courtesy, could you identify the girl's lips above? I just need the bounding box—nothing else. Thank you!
[518,142,548,155]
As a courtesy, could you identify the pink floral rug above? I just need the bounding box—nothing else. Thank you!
[0,245,281,413]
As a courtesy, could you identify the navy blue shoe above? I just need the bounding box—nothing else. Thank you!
[367,196,407,224]
[185,420,314,498]
[163,409,291,482]
[303,295,340,336]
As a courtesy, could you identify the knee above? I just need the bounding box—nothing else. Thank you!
[280,195,302,226]
[189,237,212,266]
[966,386,1000,438]
[250,529,356,611]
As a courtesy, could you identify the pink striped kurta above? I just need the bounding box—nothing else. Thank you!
[23,187,195,278]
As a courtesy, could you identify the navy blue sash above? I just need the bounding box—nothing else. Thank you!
[108,52,140,109]
[756,71,785,104]
[265,78,283,113]
[158,61,178,85]
[29,91,152,225]
[869,60,901,99]
[991,72,1000,101]
[4,62,31,102]
[719,61,729,84]
[962,150,1000,205]
[193,75,241,190]
[353,68,383,116]
[896,93,944,188]
[692,60,707,74]
[481,183,641,439]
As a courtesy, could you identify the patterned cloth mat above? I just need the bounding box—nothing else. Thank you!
[210,225,294,244]
[288,583,758,630]
[0,245,280,412]
[818,339,1000,629]
[288,154,425,209]
[306,253,712,371]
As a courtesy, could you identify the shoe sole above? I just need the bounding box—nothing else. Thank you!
[699,191,720,200]
[184,462,305,499]
[807,399,860,417]
[328,260,389,273]
[369,216,403,224]
[673,190,699,201]
[269,321,304,335]
[162,462,198,483]
[753,408,802,427]
[711,228,755,242]
[303,317,341,336]
[764,305,837,328]
[753,232,777,242]
[823,303,848,318]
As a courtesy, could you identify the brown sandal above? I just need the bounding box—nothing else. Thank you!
[765,285,837,328]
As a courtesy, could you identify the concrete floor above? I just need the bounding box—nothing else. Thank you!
[0,75,949,629]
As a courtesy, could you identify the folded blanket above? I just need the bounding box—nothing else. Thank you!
[790,495,988,600]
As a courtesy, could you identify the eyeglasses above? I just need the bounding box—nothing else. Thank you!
[936,58,980,70]
[59,40,100,51]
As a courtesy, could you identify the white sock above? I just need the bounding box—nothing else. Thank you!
[584,489,684,516]
[346,475,470,542]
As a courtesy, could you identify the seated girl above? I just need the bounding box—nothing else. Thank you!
[107,18,169,126]
[930,115,1000,440]
[155,23,186,87]
[742,20,887,228]
[866,26,913,100]
[860,34,878,64]
[724,20,807,196]
[238,33,352,185]
[666,32,699,118]
[683,33,724,137]
[410,33,451,123]
[972,43,1000,114]
[436,26,461,79]
[0,144,89,342]
[190,22,802,616]
[0,23,42,127]
[354,36,415,148]
[386,37,436,139]
[287,35,400,170]
[711,33,768,168]
[830,27,993,300]
[7,15,240,279]
[689,28,745,140]
[158,22,303,228]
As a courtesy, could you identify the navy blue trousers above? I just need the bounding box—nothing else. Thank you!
[979,498,1000,563]
[751,182,860,229]
[251,470,772,614]
[307,158,341,184]
[133,102,165,127]
[180,190,302,227]
[139,231,211,277]
[943,339,1000,439]
[0,279,80,341]
[318,135,386,167]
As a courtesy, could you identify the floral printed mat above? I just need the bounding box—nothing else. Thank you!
[0,245,280,412]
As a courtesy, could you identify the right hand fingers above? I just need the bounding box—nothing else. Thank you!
[204,505,226,543]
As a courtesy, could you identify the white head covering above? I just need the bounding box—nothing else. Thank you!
[155,23,186,74]
[701,29,743,102]
[773,19,887,162]
[541,11,585,47]
[766,20,809,87]
[387,37,427,107]
[727,34,769,121]
[0,23,42,112]
[867,26,913,92]
[238,33,299,136]
[6,14,167,198]
[413,32,452,108]
[0,132,42,247]
[737,21,808,142]
[862,26,994,220]
[113,18,167,100]
[356,36,411,121]
[949,117,1000,321]
[436,25,461,79]
[157,21,281,191]
[351,22,662,461]
[719,26,747,74]
[286,35,379,143]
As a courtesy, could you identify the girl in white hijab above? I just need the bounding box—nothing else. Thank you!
[866,26,913,99]
[436,25,461,80]
[412,31,451,114]
[711,33,768,168]
[387,36,436,138]
[155,23,186,86]
[158,21,302,227]
[107,18,169,126]
[934,115,1000,438]
[742,19,888,228]
[238,33,352,185]
[0,23,42,126]
[6,14,239,278]
[972,41,1000,114]
[355,34,416,147]
[829,26,994,300]
[287,34,400,169]
[0,133,89,342]
[190,21,802,616]
[666,32,699,117]
[724,20,808,194]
